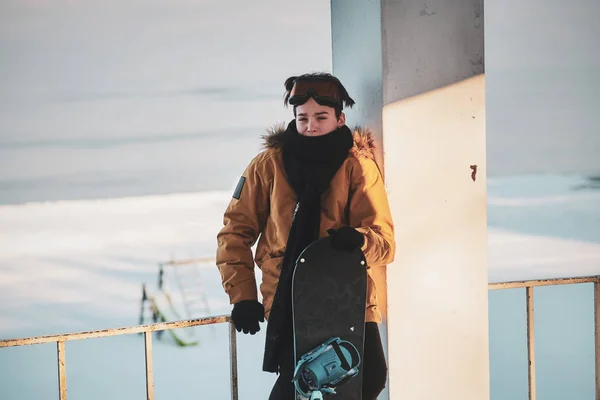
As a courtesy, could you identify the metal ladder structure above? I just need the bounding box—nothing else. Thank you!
[139,256,215,345]
[167,258,213,320]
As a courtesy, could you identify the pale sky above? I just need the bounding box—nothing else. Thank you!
[0,0,332,143]
[485,0,600,70]
[1,0,598,141]
[485,0,600,175]
[0,1,334,202]
[0,0,598,202]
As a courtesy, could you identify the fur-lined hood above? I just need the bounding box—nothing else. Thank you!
[261,123,377,161]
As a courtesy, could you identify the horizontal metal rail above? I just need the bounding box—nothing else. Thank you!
[0,315,230,347]
[489,275,600,290]
[0,315,237,400]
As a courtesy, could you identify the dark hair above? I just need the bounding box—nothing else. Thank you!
[283,72,355,119]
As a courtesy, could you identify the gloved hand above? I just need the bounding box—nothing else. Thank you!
[327,226,364,252]
[231,300,265,335]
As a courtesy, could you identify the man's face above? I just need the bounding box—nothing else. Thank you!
[295,98,345,137]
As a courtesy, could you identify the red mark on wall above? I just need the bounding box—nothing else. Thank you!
[470,165,477,182]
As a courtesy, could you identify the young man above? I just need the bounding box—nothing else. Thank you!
[216,73,395,400]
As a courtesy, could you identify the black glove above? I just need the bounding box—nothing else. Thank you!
[231,300,264,335]
[327,226,364,252]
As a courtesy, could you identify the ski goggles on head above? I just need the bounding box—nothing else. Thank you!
[288,79,343,109]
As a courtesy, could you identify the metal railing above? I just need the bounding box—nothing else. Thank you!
[488,275,600,400]
[1,275,598,400]
[0,315,238,400]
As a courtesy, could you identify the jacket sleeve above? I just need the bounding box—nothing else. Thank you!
[348,157,396,267]
[216,155,270,304]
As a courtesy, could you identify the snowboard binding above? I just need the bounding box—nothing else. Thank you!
[292,337,361,399]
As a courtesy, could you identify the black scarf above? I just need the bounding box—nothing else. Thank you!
[263,120,354,373]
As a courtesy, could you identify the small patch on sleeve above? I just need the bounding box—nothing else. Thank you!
[232,176,246,200]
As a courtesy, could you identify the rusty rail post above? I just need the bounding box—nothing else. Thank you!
[526,286,536,400]
[144,331,154,400]
[595,281,599,400]
[229,320,238,400]
[57,341,67,400]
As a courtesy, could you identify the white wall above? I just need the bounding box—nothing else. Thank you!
[383,74,489,400]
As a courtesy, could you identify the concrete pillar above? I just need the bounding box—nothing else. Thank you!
[331,0,384,170]
[331,1,489,400]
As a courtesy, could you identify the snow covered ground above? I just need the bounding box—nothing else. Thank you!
[0,174,599,399]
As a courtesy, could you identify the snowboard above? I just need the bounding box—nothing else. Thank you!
[291,236,367,400]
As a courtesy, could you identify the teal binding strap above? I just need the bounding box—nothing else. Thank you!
[292,337,361,399]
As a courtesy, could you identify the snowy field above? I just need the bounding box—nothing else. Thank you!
[0,174,599,399]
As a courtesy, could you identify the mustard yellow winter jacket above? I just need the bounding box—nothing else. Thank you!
[216,125,395,323]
